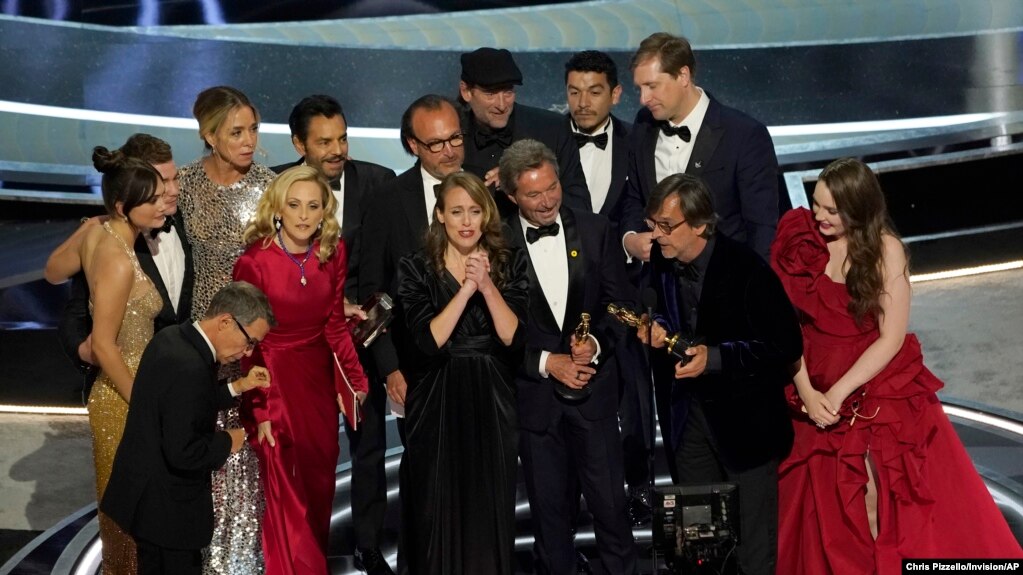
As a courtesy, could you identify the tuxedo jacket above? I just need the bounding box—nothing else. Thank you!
[463,103,591,217]
[563,113,632,220]
[616,95,780,261]
[358,163,432,379]
[101,323,236,550]
[650,233,801,471]
[271,158,396,300]
[57,214,194,373]
[505,207,635,432]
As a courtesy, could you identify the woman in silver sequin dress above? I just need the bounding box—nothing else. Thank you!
[177,86,277,575]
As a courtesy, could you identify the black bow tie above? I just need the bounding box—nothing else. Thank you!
[150,215,174,239]
[672,259,700,282]
[660,123,692,142]
[526,223,560,244]
[474,125,513,150]
[573,131,608,150]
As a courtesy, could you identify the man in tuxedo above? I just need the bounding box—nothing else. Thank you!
[640,174,801,575]
[272,94,397,574]
[101,281,274,575]
[458,47,590,216]
[57,133,193,394]
[500,139,637,575]
[356,94,464,575]
[618,32,779,266]
[272,94,395,300]
[565,49,654,525]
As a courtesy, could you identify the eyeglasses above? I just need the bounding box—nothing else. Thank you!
[231,316,258,351]
[645,218,687,235]
[414,133,465,154]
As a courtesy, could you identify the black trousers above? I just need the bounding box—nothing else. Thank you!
[675,400,779,575]
[344,372,406,550]
[137,539,201,575]
[520,404,637,575]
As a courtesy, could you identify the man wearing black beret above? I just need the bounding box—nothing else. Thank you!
[458,47,592,217]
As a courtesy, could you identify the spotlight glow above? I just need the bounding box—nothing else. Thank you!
[910,260,1023,283]
[0,404,87,415]
[943,404,1023,437]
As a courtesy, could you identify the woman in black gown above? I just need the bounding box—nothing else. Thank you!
[397,171,529,574]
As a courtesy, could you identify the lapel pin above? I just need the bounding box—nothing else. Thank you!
[570,249,579,258]
[694,161,703,169]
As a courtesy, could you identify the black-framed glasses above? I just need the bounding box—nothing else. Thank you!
[645,217,687,235]
[414,133,465,153]
[231,316,258,351]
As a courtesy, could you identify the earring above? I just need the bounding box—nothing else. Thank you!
[317,221,323,230]
[274,217,282,230]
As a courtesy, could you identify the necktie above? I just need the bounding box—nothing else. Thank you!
[573,131,608,150]
[526,223,560,244]
[672,259,699,282]
[474,125,513,149]
[150,215,174,239]
[660,123,692,142]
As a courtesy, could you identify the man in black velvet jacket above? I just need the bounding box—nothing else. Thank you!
[641,173,801,575]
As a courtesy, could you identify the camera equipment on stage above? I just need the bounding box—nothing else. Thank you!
[652,483,739,574]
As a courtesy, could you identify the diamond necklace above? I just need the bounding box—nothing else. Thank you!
[276,227,314,286]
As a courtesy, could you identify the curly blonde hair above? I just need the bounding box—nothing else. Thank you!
[242,165,340,263]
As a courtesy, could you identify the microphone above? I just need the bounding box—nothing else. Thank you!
[641,287,658,314]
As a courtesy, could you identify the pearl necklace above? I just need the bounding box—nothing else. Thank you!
[277,228,314,286]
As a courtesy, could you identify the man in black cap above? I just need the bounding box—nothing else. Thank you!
[458,46,591,217]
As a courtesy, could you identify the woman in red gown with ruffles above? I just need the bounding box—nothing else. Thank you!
[771,158,1021,574]
[234,166,369,574]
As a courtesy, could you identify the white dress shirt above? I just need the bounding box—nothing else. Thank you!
[419,166,441,223]
[654,87,710,184]
[520,214,568,377]
[145,223,186,313]
[572,117,614,213]
[331,170,347,229]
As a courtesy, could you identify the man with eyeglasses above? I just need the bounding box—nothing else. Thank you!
[102,281,275,575]
[639,173,801,575]
[356,94,466,575]
[458,47,591,217]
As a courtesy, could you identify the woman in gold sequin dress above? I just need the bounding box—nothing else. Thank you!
[177,86,277,575]
[46,148,167,574]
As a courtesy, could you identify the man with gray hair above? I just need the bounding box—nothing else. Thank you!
[102,281,275,575]
[501,139,637,574]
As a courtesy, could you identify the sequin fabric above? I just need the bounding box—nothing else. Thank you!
[178,158,276,575]
[89,223,161,575]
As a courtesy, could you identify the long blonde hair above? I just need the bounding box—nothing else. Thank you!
[242,165,340,263]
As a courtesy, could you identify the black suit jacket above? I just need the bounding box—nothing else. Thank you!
[57,214,194,375]
[506,207,635,432]
[463,103,591,217]
[358,163,432,378]
[617,95,780,261]
[564,113,632,219]
[650,234,800,471]
[101,323,236,550]
[271,158,396,300]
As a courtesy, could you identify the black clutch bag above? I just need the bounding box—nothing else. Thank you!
[350,292,395,348]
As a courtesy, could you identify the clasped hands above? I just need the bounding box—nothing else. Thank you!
[459,251,495,295]
[546,335,598,389]
[799,385,850,429]
[635,316,708,379]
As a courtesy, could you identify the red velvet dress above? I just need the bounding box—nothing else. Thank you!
[234,239,369,575]
[771,208,1022,574]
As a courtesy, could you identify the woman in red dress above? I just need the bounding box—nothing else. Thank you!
[771,158,1022,574]
[233,165,369,575]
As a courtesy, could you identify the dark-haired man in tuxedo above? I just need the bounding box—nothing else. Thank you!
[501,139,637,575]
[640,174,801,575]
[357,94,465,575]
[272,94,395,300]
[55,133,194,395]
[102,281,274,575]
[459,47,591,217]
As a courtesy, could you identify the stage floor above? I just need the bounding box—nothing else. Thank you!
[2,401,1021,575]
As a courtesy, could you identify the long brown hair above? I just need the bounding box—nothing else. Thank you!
[424,171,512,289]
[242,165,340,264]
[818,158,907,322]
